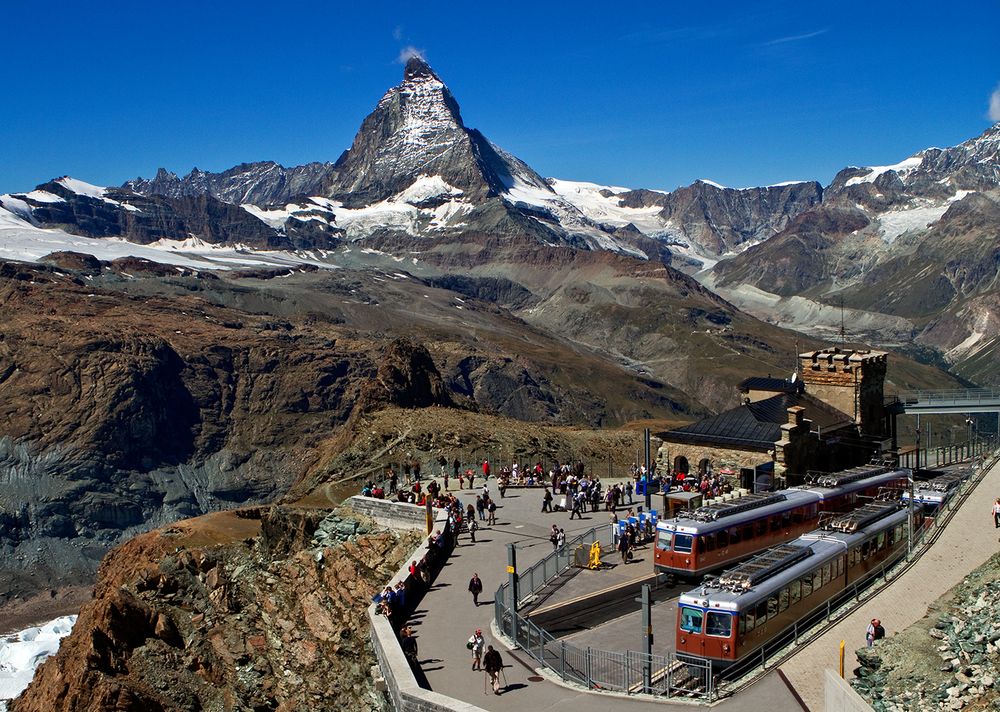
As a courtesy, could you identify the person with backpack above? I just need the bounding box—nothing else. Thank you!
[468,629,485,670]
[549,524,559,550]
[468,517,479,543]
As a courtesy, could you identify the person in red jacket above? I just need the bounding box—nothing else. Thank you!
[482,459,491,480]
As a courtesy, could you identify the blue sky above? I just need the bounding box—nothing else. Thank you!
[2,0,998,194]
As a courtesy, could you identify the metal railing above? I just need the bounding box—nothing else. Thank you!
[494,596,713,698]
[514,524,606,608]
[717,447,1000,695]
[895,388,1000,406]
[494,522,714,699]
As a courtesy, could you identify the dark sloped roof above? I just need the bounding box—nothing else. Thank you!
[738,376,802,394]
[661,392,853,450]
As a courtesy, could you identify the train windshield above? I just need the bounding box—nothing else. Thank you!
[673,533,693,553]
[679,606,704,633]
[706,611,732,637]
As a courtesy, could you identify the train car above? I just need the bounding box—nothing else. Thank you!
[674,499,919,669]
[901,470,969,512]
[654,465,910,580]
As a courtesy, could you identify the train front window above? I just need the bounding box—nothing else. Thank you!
[679,606,704,633]
[673,534,693,553]
[706,611,732,637]
[656,533,671,551]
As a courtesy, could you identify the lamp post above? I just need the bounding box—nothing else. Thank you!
[906,467,914,558]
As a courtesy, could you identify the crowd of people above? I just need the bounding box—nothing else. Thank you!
[364,455,680,698]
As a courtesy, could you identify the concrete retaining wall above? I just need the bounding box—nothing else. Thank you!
[345,495,442,531]
[366,513,489,712]
[825,669,874,712]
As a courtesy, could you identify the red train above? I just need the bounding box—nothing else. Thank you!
[675,498,921,669]
[654,465,910,580]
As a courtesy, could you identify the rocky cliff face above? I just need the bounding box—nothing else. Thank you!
[10,506,415,712]
[0,262,455,606]
[648,180,823,255]
[2,177,342,250]
[123,161,334,207]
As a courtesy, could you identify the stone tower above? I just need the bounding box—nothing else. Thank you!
[798,348,887,436]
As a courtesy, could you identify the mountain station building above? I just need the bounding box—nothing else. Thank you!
[656,348,891,489]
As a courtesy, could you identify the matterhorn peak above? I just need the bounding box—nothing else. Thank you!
[325,52,551,207]
[403,54,438,82]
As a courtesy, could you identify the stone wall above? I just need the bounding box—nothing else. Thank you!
[657,442,770,476]
[365,512,490,712]
[799,348,887,436]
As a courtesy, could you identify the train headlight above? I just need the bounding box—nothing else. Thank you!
[679,636,686,644]
[685,558,690,565]
[722,644,731,654]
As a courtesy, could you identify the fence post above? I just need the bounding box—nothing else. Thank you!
[586,646,593,689]
[561,640,567,679]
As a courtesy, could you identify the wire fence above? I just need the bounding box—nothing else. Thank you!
[493,522,714,700]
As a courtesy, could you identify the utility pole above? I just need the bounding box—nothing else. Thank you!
[906,467,914,558]
[507,543,519,646]
[641,583,652,694]
[644,428,652,511]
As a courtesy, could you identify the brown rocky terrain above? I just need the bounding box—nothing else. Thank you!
[10,505,416,712]
[0,253,697,613]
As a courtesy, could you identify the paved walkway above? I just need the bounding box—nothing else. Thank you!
[403,460,996,711]
[778,457,1000,710]
[406,482,801,710]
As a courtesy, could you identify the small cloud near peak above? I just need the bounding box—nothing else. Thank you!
[989,84,1000,122]
[397,45,425,64]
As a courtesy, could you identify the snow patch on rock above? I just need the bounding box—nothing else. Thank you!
[0,615,77,708]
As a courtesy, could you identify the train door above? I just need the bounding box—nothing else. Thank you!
[702,610,735,660]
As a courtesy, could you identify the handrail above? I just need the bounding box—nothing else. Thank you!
[895,388,1000,404]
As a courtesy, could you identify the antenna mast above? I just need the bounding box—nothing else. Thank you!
[839,297,847,345]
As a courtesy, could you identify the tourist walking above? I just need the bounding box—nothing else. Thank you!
[549,524,559,550]
[476,495,486,521]
[556,527,566,551]
[468,628,485,670]
[542,487,553,512]
[468,572,483,606]
[993,498,1000,528]
[468,518,478,543]
[483,645,504,695]
[487,499,497,525]
[618,531,630,564]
